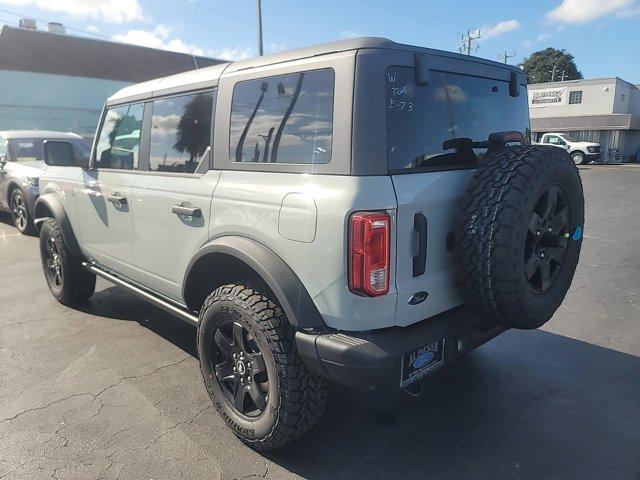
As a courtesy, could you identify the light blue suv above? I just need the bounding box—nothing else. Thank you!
[34,38,584,450]
[0,130,90,234]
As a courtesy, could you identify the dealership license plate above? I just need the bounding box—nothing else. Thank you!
[401,339,445,388]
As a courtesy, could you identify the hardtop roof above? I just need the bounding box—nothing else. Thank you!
[108,37,523,103]
[0,130,83,140]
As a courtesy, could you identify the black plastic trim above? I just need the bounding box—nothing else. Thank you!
[296,307,507,394]
[33,193,83,257]
[183,236,326,329]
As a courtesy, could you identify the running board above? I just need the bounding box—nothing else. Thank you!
[82,262,199,326]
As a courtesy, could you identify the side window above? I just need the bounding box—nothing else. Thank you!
[95,103,144,170]
[0,137,6,157]
[230,68,334,164]
[569,90,582,104]
[547,135,559,144]
[148,91,215,173]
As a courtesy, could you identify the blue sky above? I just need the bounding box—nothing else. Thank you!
[1,0,639,82]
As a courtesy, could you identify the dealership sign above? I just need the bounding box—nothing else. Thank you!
[530,88,567,108]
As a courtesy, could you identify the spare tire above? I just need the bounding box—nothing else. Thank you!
[455,145,584,330]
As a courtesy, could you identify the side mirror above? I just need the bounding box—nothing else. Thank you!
[43,140,76,167]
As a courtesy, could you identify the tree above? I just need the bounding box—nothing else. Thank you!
[521,48,583,84]
[174,93,213,162]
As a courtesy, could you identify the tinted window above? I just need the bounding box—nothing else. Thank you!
[386,67,530,172]
[230,69,334,164]
[6,138,90,163]
[95,104,144,170]
[149,91,214,173]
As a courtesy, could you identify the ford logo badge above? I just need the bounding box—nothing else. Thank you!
[413,352,434,369]
[408,291,429,305]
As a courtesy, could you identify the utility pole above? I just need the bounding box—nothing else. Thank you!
[459,29,481,55]
[551,64,557,83]
[498,50,516,64]
[257,0,263,56]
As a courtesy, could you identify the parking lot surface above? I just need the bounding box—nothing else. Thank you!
[1,165,639,480]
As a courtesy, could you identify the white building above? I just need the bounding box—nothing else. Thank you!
[529,78,640,162]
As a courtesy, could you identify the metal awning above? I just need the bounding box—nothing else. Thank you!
[531,114,640,132]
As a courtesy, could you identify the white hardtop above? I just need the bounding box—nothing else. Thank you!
[0,130,83,140]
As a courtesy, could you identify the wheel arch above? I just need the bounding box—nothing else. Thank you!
[183,236,326,329]
[34,193,83,257]
[570,150,585,157]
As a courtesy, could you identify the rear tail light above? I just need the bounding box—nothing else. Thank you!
[349,211,391,296]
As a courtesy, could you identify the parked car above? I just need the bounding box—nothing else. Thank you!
[535,132,601,165]
[0,130,90,234]
[34,38,584,450]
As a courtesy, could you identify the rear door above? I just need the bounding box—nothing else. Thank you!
[386,60,529,326]
[128,90,219,302]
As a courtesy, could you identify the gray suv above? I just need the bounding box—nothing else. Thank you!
[0,130,89,234]
[35,38,584,450]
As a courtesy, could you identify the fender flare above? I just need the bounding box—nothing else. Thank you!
[183,236,326,329]
[34,193,83,258]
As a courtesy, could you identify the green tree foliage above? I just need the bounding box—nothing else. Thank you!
[521,48,583,84]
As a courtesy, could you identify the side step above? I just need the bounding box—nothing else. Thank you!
[82,262,199,326]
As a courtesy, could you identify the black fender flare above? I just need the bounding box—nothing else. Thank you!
[34,193,83,258]
[183,236,326,329]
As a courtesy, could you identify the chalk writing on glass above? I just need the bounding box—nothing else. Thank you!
[390,86,407,96]
[389,98,414,112]
[387,71,397,84]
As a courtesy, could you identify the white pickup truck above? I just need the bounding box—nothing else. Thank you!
[536,133,601,165]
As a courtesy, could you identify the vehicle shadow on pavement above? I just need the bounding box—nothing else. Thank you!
[265,330,640,480]
[79,285,640,480]
[79,284,198,357]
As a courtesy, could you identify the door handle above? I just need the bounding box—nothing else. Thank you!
[107,194,127,207]
[412,213,427,277]
[172,205,202,217]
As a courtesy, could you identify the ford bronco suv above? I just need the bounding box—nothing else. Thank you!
[35,38,584,450]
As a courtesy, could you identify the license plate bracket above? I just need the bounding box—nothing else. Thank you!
[400,338,445,388]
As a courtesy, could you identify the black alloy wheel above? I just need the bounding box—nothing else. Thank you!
[43,233,64,289]
[524,185,571,294]
[213,319,269,417]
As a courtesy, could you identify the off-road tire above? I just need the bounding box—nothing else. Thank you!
[39,218,96,305]
[198,283,327,450]
[456,145,584,330]
[10,187,35,235]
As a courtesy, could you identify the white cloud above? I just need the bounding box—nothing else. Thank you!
[85,24,99,33]
[480,19,521,40]
[112,25,207,56]
[209,46,253,61]
[339,29,363,39]
[536,32,552,42]
[0,0,144,23]
[546,0,639,24]
[523,39,533,49]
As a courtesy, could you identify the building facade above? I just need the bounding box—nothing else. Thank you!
[529,78,640,162]
[0,23,223,140]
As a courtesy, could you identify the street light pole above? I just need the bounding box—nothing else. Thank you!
[257,0,264,56]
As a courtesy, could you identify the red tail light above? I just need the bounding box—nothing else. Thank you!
[349,211,390,297]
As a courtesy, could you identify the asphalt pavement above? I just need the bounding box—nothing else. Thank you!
[1,164,639,479]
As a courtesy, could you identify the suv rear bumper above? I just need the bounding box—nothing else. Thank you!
[296,307,506,394]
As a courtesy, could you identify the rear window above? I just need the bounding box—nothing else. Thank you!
[230,68,334,164]
[386,67,530,172]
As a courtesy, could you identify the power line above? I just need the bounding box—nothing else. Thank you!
[189,1,311,46]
